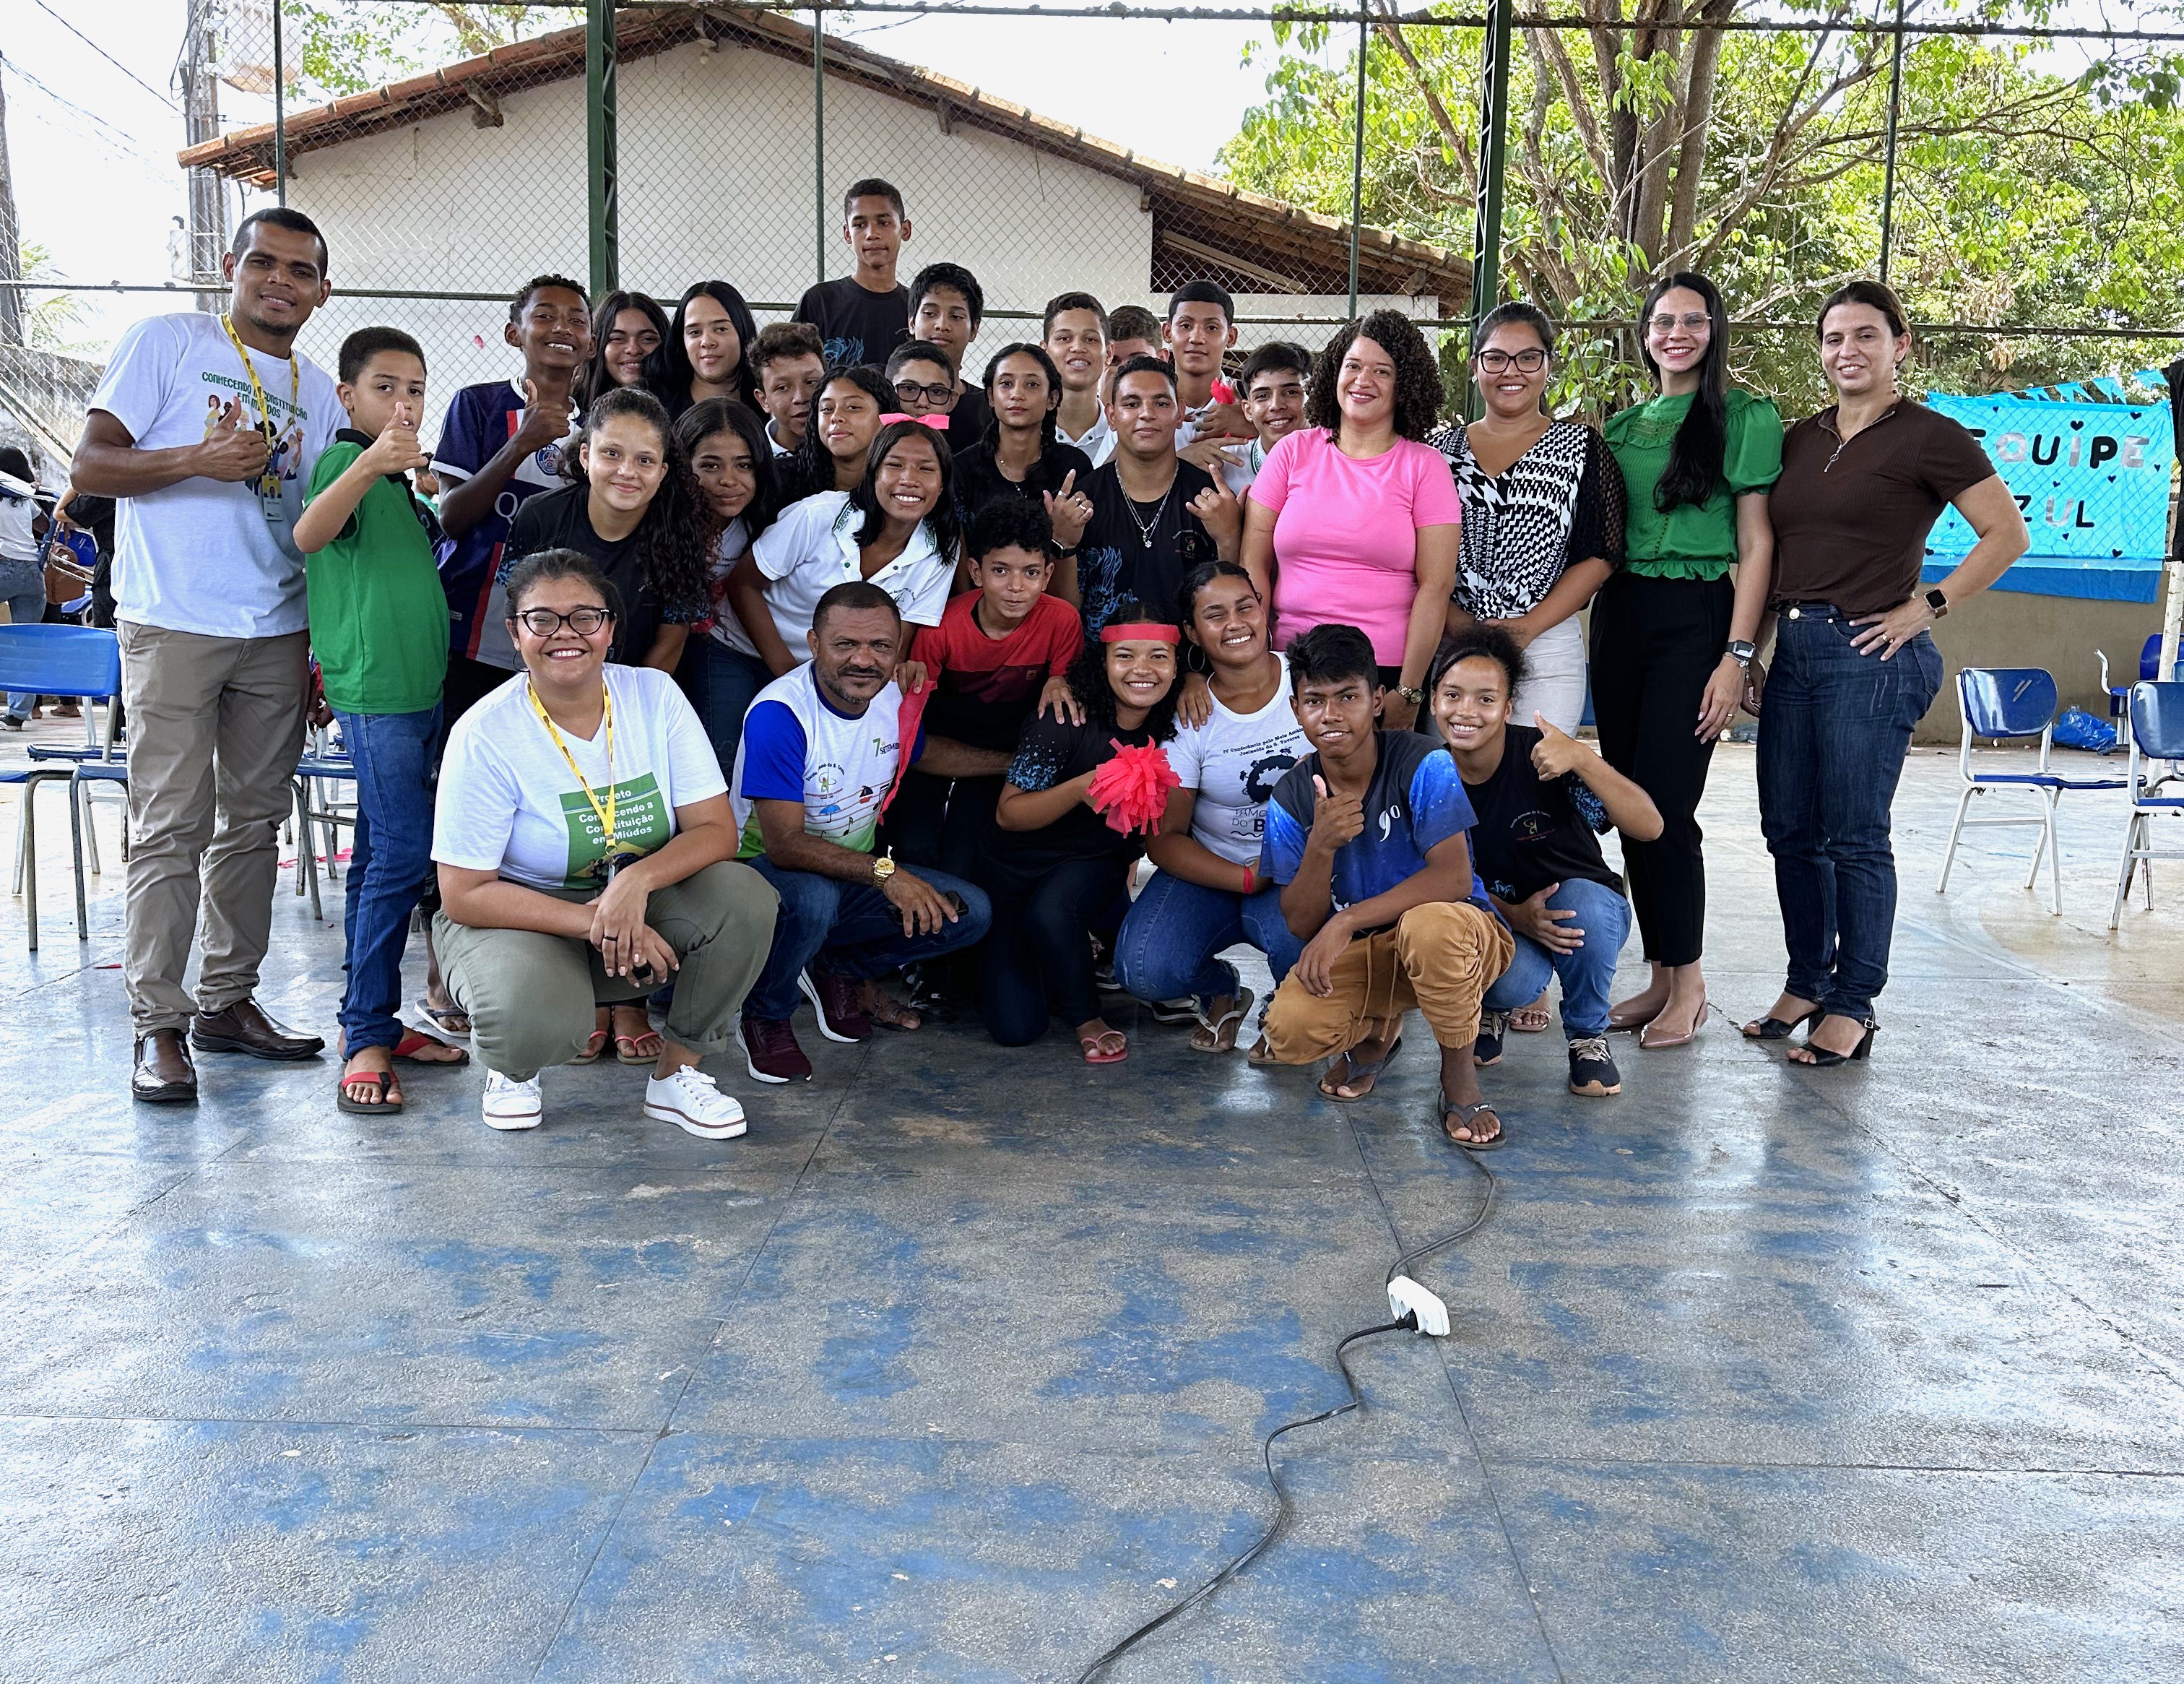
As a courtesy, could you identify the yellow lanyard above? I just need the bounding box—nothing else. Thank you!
[220,314,299,503]
[527,679,616,850]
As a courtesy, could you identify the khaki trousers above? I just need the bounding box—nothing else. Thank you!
[118,622,308,1035]
[1264,900,1514,1063]
[433,861,779,1080]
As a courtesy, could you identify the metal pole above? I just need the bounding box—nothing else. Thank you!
[272,0,287,206]
[1878,0,1906,283]
[0,69,24,345]
[815,7,828,287]
[1468,0,1512,415]
[587,0,620,298]
[1347,12,1366,319]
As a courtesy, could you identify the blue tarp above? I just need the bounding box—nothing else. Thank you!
[1921,380,2173,602]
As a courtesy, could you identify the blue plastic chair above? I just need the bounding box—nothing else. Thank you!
[2110,680,2184,927]
[1936,666,2126,916]
[2100,634,2170,736]
[291,725,360,922]
[0,626,123,949]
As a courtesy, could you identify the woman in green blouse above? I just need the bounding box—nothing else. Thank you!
[1593,272,1783,1048]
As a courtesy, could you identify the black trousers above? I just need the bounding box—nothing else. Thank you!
[1588,569,1733,968]
[882,769,1002,883]
[979,856,1130,1046]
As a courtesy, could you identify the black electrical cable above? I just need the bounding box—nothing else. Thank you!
[1074,1149,1499,1683]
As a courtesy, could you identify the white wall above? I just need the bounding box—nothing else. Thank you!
[285,35,1152,416]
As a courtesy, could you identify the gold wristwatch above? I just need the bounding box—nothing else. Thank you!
[871,847,898,885]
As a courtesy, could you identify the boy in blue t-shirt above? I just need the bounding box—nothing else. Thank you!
[1260,624,1516,1149]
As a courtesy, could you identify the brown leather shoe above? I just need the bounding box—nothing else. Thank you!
[132,1029,199,1104]
[191,998,326,1062]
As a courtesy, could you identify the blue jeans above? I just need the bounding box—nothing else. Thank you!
[1480,876,1631,1038]
[1112,870,1304,1006]
[334,705,442,1053]
[745,855,992,1021]
[690,639,775,774]
[3,582,45,720]
[1757,608,1943,1022]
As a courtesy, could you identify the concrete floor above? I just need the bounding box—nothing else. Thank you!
[2,722,2181,1682]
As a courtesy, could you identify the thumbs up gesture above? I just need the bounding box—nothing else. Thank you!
[196,397,272,483]
[1307,772,1364,852]
[361,400,430,478]
[1528,712,1588,780]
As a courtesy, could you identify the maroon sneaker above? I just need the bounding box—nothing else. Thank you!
[740,1015,812,1084]
[798,969,872,1043]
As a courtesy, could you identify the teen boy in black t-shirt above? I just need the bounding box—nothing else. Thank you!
[795,178,913,368]
[1433,628,1662,1097]
[1062,356,1240,639]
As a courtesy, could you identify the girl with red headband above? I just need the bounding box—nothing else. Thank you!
[980,600,1183,1061]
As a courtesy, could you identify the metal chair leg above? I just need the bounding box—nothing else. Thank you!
[2044,790,2063,915]
[1936,784,1977,894]
[297,784,323,923]
[20,783,36,953]
[69,778,88,941]
[2022,800,2048,891]
[2111,811,2141,928]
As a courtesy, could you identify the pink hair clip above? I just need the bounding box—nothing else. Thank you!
[878,412,953,432]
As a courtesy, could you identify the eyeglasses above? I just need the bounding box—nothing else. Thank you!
[1648,312,1712,334]
[893,379,956,407]
[1475,348,1546,374]
[514,606,615,637]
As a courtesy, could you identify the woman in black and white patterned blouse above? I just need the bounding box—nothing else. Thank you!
[1432,303,1624,733]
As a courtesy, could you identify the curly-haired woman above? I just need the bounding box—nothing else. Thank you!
[1238,309,1460,733]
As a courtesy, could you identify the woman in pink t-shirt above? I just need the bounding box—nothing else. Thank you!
[1240,310,1460,733]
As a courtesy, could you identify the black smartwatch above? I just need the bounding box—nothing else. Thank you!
[1726,639,1756,667]
[1923,587,1950,619]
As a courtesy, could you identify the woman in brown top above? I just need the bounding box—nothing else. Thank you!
[1751,281,2028,1066]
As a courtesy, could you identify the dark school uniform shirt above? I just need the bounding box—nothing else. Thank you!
[946,387,993,454]
[982,711,1157,889]
[911,590,1083,753]
[1768,399,1998,617]
[951,437,1096,531]
[1457,726,1623,904]
[795,277,911,370]
[1075,458,1221,638]
[1262,729,1491,922]
[500,483,700,669]
[431,379,577,660]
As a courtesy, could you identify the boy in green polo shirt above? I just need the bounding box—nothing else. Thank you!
[294,326,464,1114]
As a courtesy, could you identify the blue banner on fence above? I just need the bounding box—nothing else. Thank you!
[1920,377,2173,603]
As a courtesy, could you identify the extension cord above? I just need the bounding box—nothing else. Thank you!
[1074,1149,1496,1681]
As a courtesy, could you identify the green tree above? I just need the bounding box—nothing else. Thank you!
[18,244,88,357]
[286,2,560,98]
[1223,2,2184,412]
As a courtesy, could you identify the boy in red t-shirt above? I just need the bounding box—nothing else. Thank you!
[883,498,1081,881]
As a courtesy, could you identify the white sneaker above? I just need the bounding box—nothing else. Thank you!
[643,1065,748,1139]
[482,1070,543,1131]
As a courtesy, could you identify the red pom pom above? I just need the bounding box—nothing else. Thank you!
[1086,739,1180,836]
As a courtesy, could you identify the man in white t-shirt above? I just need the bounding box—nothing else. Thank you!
[72,208,340,1103]
[729,582,996,1084]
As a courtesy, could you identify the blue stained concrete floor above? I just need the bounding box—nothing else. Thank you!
[2,736,2182,1681]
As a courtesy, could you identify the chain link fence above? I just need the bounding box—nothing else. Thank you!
[5,0,2184,467]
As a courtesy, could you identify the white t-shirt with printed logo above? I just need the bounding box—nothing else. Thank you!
[729,662,919,858]
[718,491,952,660]
[89,312,341,638]
[1166,653,1309,866]
[432,664,727,892]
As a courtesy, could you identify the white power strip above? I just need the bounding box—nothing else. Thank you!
[1386,1274,1450,1337]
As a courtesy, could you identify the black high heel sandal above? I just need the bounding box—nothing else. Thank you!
[1743,1004,1822,1041]
[1790,1017,1877,1067]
